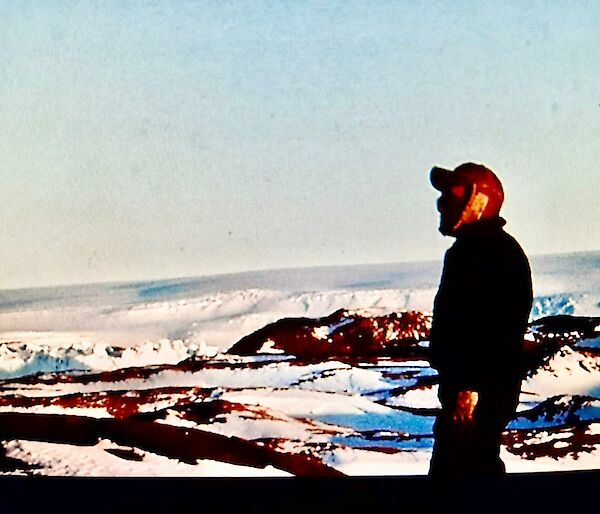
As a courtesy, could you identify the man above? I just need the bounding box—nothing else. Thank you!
[427,162,533,478]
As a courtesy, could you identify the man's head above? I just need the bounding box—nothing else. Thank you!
[430,162,504,236]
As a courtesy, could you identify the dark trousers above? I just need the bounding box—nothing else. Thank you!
[429,383,520,479]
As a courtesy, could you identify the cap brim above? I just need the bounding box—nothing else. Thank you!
[430,166,462,191]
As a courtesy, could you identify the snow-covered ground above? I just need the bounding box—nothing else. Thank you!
[0,251,598,476]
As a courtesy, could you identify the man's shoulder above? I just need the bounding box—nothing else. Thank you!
[447,227,530,272]
[496,229,529,259]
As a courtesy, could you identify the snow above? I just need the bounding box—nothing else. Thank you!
[322,446,432,476]
[0,336,217,380]
[0,252,598,476]
[385,385,441,409]
[522,347,600,399]
[2,439,292,477]
[221,388,435,436]
[0,287,439,353]
[577,335,600,349]
[312,318,355,340]
[503,445,600,474]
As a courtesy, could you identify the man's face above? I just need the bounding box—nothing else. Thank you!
[437,184,469,236]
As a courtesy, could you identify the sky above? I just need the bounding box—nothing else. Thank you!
[1,0,599,290]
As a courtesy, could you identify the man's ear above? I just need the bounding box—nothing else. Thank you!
[469,192,490,218]
[461,191,489,225]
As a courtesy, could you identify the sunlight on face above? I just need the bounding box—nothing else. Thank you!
[437,184,470,236]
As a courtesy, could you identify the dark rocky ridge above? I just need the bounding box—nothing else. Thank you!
[227,309,431,359]
[228,309,600,370]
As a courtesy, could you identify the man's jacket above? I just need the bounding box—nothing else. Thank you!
[429,217,533,394]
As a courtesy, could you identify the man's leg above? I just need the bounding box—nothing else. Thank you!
[430,382,521,478]
[429,411,508,478]
[473,386,522,476]
[429,414,452,477]
[429,412,474,478]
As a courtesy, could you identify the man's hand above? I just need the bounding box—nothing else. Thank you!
[452,390,479,425]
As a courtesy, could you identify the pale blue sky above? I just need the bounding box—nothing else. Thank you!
[1,1,599,289]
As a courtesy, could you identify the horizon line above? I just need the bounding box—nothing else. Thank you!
[1,247,599,294]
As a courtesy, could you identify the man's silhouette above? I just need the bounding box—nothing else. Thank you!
[428,162,533,477]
